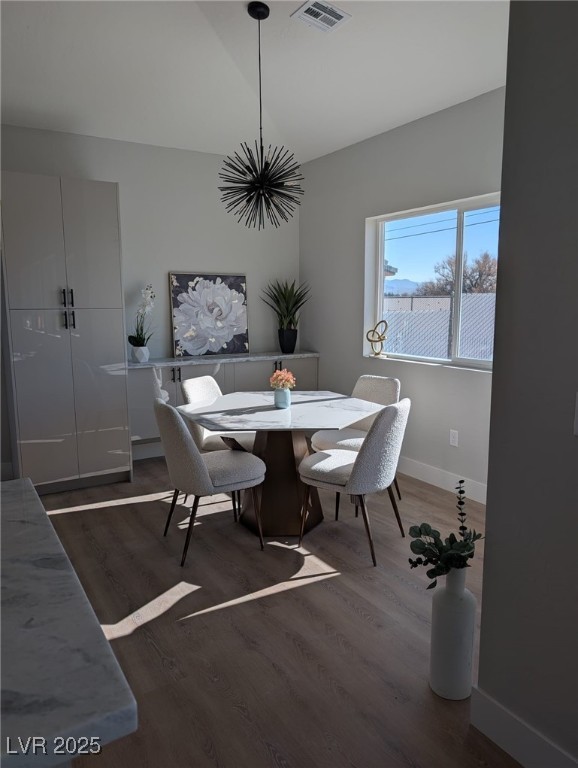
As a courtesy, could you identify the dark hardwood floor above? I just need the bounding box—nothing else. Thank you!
[42,458,520,768]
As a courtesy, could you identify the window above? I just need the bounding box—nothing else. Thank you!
[371,194,500,366]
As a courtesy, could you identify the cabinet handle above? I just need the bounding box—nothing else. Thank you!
[70,311,76,329]
[63,311,69,329]
[61,288,67,307]
[171,367,176,383]
[69,288,75,307]
[178,367,182,382]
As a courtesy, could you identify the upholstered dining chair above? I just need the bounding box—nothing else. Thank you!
[298,398,411,566]
[181,375,256,452]
[154,398,266,566]
[310,375,402,519]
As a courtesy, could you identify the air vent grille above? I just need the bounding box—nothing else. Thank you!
[291,1,351,33]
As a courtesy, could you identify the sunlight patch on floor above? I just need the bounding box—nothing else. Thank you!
[102,581,200,640]
[45,491,232,516]
[179,543,340,621]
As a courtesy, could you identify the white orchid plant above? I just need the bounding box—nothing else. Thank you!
[128,283,155,347]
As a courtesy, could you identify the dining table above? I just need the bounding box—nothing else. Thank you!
[177,390,383,537]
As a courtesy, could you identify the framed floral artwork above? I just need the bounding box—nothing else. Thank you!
[169,272,249,357]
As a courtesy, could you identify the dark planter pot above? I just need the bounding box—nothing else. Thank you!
[278,328,297,355]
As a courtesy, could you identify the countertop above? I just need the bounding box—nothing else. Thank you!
[1,478,137,767]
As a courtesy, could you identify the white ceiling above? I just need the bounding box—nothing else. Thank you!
[1,1,510,164]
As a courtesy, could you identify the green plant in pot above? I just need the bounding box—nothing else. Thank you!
[261,279,310,354]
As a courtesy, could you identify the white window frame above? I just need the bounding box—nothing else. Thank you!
[365,192,500,370]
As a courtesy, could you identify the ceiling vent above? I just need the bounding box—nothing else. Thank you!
[291,1,351,33]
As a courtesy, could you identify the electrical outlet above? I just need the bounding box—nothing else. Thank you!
[449,429,459,447]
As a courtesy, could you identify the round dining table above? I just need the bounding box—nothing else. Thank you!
[177,390,383,538]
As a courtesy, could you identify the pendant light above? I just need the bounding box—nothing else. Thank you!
[218,2,304,230]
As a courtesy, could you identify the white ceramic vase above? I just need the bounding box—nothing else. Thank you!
[274,387,291,409]
[429,567,476,700]
[131,345,150,363]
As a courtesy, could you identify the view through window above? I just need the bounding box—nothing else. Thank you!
[379,196,500,364]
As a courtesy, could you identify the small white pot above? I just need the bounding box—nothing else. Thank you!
[131,345,150,363]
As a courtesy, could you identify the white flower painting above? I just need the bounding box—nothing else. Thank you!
[170,273,249,357]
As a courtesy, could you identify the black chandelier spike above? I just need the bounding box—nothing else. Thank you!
[218,1,304,230]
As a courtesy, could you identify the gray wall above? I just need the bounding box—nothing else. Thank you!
[472,3,578,765]
[299,89,505,500]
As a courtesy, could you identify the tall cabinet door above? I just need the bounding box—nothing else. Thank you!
[9,310,79,484]
[70,309,131,476]
[2,172,68,309]
[60,177,123,308]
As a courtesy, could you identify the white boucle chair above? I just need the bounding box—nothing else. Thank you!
[298,398,411,566]
[181,375,255,452]
[310,375,402,519]
[154,399,266,566]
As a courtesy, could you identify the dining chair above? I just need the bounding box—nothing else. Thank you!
[154,398,266,566]
[181,375,256,452]
[298,398,411,566]
[310,375,402,519]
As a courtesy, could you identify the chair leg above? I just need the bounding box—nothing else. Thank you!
[355,504,359,518]
[231,490,238,523]
[335,492,340,521]
[358,495,377,567]
[387,485,405,537]
[299,485,311,546]
[251,486,265,551]
[394,474,402,500]
[164,489,180,537]
[181,496,200,567]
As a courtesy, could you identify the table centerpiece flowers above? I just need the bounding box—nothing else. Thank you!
[270,368,296,409]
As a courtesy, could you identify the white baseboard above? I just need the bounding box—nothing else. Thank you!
[397,456,487,504]
[471,687,578,768]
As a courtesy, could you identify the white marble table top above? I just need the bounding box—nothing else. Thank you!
[177,390,383,432]
[1,478,137,768]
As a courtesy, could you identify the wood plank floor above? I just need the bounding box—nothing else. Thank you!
[42,458,520,768]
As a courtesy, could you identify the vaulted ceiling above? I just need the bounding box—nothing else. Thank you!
[1,1,509,163]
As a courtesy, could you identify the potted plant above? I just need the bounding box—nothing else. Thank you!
[128,283,155,363]
[261,279,310,354]
[408,481,484,700]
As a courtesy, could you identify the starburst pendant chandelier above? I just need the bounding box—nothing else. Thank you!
[218,1,304,230]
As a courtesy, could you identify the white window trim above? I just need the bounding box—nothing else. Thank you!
[364,192,500,370]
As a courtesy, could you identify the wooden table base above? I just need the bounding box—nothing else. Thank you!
[240,430,323,537]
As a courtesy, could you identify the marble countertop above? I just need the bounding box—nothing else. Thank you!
[1,479,137,767]
[178,390,383,432]
[128,350,319,369]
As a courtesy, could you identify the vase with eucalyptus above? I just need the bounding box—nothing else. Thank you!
[128,283,155,363]
[408,480,483,699]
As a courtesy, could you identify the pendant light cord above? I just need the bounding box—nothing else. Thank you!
[258,18,264,164]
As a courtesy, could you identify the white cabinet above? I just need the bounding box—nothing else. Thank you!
[231,356,318,391]
[2,171,130,488]
[2,172,68,309]
[9,310,79,484]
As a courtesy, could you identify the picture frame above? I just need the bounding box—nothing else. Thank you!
[169,272,249,357]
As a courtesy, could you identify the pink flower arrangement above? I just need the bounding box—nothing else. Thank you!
[270,368,296,390]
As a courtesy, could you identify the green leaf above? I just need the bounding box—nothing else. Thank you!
[420,523,432,536]
[410,539,426,555]
[427,580,437,589]
[408,525,422,538]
